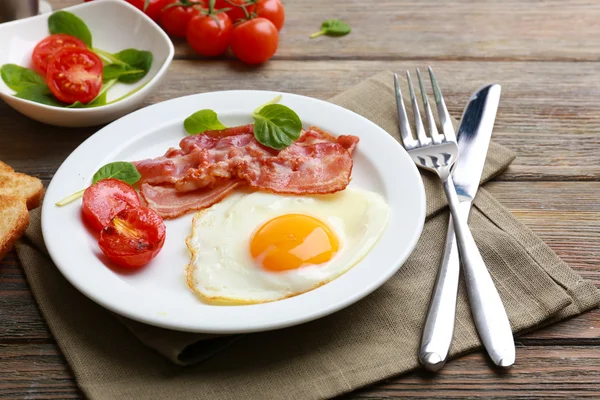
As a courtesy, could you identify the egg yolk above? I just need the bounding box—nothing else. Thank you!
[250,214,339,272]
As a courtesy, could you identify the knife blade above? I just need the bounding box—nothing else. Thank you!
[420,84,515,371]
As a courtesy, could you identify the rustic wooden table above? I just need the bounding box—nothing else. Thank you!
[1,0,599,398]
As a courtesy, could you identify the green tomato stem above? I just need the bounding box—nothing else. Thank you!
[107,69,145,78]
[96,78,117,97]
[252,94,282,114]
[55,188,85,206]
[105,80,150,105]
[309,30,326,39]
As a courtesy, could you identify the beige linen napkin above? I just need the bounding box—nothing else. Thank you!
[16,71,600,400]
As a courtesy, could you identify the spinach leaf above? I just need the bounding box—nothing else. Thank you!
[184,109,227,134]
[92,161,141,184]
[48,11,93,47]
[1,64,45,92]
[310,19,351,38]
[94,48,153,83]
[15,84,65,107]
[252,104,302,150]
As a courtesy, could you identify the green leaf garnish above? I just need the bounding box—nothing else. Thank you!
[94,48,153,84]
[252,104,302,150]
[56,161,141,206]
[1,64,65,106]
[184,110,227,134]
[93,161,141,184]
[48,10,93,47]
[183,96,302,150]
[0,64,45,92]
[309,19,351,38]
[15,84,65,107]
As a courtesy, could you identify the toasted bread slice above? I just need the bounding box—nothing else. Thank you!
[0,195,29,261]
[0,171,44,210]
[0,161,14,172]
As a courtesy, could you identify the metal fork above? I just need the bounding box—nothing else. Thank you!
[395,68,515,368]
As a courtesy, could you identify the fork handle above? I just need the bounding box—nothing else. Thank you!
[418,202,465,371]
[442,177,516,368]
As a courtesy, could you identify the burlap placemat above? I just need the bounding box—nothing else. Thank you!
[16,71,600,399]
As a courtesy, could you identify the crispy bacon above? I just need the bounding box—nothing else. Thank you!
[133,125,359,216]
[242,141,354,194]
[140,181,241,219]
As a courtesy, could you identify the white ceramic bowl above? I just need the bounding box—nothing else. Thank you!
[0,0,174,127]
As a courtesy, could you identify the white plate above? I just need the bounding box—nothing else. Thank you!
[42,90,426,333]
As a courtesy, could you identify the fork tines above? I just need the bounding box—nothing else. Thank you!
[394,67,456,150]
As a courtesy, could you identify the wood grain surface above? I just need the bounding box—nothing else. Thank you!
[0,0,598,399]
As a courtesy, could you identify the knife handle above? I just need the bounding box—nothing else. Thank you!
[443,178,516,368]
[418,203,465,371]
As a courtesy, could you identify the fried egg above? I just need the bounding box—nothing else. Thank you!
[185,188,390,304]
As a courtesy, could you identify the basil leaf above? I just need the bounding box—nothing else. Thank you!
[15,84,65,107]
[252,104,302,150]
[184,109,227,134]
[48,11,93,47]
[310,19,351,38]
[95,49,153,84]
[92,161,141,184]
[1,64,45,92]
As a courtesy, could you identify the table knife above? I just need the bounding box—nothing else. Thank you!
[419,84,515,371]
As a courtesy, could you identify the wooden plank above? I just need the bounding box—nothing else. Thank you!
[350,346,600,399]
[1,60,600,181]
[486,182,600,284]
[0,344,598,399]
[49,0,600,61]
[0,344,80,399]
[0,253,54,341]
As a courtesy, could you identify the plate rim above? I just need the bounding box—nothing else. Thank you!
[41,89,426,333]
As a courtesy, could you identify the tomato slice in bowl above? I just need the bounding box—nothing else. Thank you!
[99,207,166,269]
[31,34,88,76]
[82,179,141,231]
[45,47,103,104]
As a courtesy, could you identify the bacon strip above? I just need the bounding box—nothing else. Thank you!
[134,125,359,217]
[242,142,354,194]
[140,181,241,219]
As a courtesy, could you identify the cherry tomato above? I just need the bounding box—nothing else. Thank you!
[159,1,204,38]
[230,17,278,64]
[126,0,172,21]
[82,179,141,231]
[31,34,88,76]
[45,47,103,104]
[186,12,232,56]
[256,0,284,31]
[99,207,166,269]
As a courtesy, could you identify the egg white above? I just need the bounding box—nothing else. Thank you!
[185,187,390,304]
